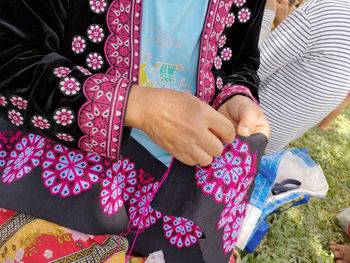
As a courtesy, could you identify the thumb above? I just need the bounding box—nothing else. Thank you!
[237,103,258,137]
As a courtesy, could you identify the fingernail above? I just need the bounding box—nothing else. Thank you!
[240,127,250,136]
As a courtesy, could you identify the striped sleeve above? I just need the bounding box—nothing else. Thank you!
[258,9,311,82]
[258,8,275,46]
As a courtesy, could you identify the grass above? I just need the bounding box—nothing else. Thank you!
[240,107,350,263]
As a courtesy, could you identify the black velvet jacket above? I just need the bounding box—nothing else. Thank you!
[0,0,264,159]
[0,1,267,262]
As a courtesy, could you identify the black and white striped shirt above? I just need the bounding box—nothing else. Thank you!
[258,0,350,153]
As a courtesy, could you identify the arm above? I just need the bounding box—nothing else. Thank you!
[259,8,276,45]
[210,0,270,138]
[0,0,133,159]
[211,0,266,109]
[258,8,311,82]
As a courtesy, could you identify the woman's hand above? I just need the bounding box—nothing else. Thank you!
[218,95,270,139]
[125,85,235,166]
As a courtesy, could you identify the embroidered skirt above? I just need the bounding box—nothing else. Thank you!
[0,119,267,263]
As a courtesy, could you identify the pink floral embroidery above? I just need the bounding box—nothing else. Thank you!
[129,182,162,232]
[31,115,51,130]
[214,56,223,70]
[238,8,251,23]
[76,66,92,76]
[53,107,75,126]
[195,138,254,204]
[78,0,141,157]
[195,137,257,254]
[10,96,28,110]
[53,67,71,78]
[8,110,23,127]
[78,75,131,159]
[86,52,104,71]
[163,216,203,248]
[197,0,233,103]
[2,134,45,184]
[89,0,107,14]
[41,144,102,197]
[87,24,105,43]
[212,84,259,110]
[217,175,253,253]
[217,189,247,229]
[221,213,245,253]
[0,94,8,107]
[218,35,227,48]
[221,47,232,61]
[105,0,142,82]
[216,77,224,90]
[56,133,75,142]
[0,144,7,168]
[225,13,235,27]
[72,36,87,54]
[233,0,247,7]
[100,158,138,215]
[59,77,81,96]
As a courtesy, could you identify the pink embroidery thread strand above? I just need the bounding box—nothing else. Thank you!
[103,157,175,263]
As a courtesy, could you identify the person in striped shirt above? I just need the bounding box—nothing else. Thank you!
[319,92,350,131]
[258,0,350,154]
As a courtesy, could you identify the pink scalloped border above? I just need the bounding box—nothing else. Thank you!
[78,0,142,158]
[197,0,233,103]
[212,84,259,109]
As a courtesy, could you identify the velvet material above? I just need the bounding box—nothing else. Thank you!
[211,0,265,106]
[0,0,265,155]
[0,1,267,262]
[0,0,84,148]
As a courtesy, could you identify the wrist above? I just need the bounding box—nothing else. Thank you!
[124,84,149,130]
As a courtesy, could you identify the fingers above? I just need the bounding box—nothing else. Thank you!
[330,241,338,249]
[177,152,197,167]
[197,130,224,157]
[206,106,235,144]
[232,96,270,138]
[176,145,214,167]
[334,249,344,259]
[236,102,259,137]
[189,145,214,167]
[256,112,271,138]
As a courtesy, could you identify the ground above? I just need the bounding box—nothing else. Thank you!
[240,107,350,263]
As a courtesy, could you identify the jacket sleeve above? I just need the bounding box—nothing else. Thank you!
[211,0,266,109]
[0,0,133,160]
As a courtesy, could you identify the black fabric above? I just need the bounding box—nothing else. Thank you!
[151,133,267,263]
[211,0,266,106]
[0,119,268,263]
[0,1,267,262]
[0,0,113,149]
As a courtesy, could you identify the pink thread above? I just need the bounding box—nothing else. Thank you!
[103,157,175,263]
